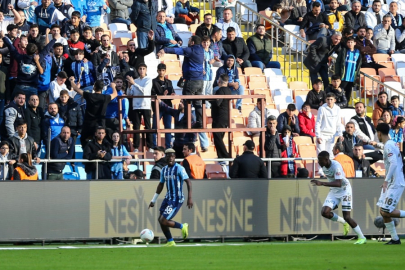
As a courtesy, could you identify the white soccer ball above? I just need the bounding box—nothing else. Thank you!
[140,229,154,243]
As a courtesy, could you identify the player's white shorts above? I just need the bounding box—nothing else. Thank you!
[377,185,405,213]
[323,185,353,211]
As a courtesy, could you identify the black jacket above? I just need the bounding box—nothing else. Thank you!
[306,89,326,109]
[276,112,300,134]
[48,135,75,174]
[195,24,220,39]
[83,138,112,178]
[128,40,155,70]
[338,131,359,157]
[229,151,267,178]
[263,128,282,159]
[25,106,44,145]
[130,0,153,32]
[324,85,348,108]
[352,156,372,177]
[211,86,232,124]
[150,157,168,179]
[55,97,83,136]
[300,11,330,31]
[222,37,250,62]
[151,77,174,109]
[344,10,366,32]
[7,133,38,161]
[304,36,341,72]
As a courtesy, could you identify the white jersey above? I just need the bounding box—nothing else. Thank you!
[383,140,405,187]
[322,160,351,196]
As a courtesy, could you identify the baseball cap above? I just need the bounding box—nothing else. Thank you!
[165,148,176,154]
[243,140,255,151]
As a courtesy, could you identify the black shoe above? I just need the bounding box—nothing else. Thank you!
[201,147,208,152]
[385,239,401,245]
[238,106,242,113]
[192,122,202,129]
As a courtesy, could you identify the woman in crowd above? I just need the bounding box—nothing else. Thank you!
[110,131,132,180]
[381,110,393,126]
[11,153,38,181]
[298,102,315,138]
[0,141,15,180]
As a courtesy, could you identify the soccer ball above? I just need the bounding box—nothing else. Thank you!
[374,216,400,229]
[140,229,154,243]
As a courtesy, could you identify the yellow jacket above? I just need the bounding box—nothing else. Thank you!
[327,11,344,32]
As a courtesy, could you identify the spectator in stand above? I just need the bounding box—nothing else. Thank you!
[0,91,26,140]
[325,0,344,33]
[69,77,117,147]
[300,2,330,40]
[299,102,316,137]
[53,0,74,19]
[389,116,405,151]
[196,13,220,39]
[211,73,232,159]
[11,153,38,180]
[0,141,15,180]
[17,0,39,24]
[41,103,65,148]
[215,0,237,22]
[201,36,215,111]
[159,35,204,128]
[373,15,395,54]
[350,102,376,147]
[304,32,342,87]
[8,119,40,164]
[333,142,355,178]
[150,146,167,179]
[110,131,132,180]
[282,0,307,25]
[345,1,367,32]
[66,29,86,76]
[324,75,348,108]
[157,0,175,24]
[49,71,69,104]
[33,0,68,35]
[69,0,88,18]
[366,27,374,42]
[155,11,183,52]
[93,34,119,73]
[151,64,174,149]
[372,91,391,125]
[131,0,153,49]
[216,8,242,40]
[94,27,104,46]
[50,43,67,82]
[72,49,96,90]
[315,92,343,177]
[270,4,284,26]
[81,26,100,61]
[247,98,271,137]
[306,79,326,110]
[263,115,283,177]
[8,34,27,92]
[109,0,133,27]
[181,142,206,179]
[276,103,300,136]
[222,27,251,69]
[1,5,23,33]
[25,95,43,153]
[213,55,244,113]
[85,0,110,29]
[352,143,373,177]
[338,122,363,156]
[387,1,402,29]
[279,125,299,178]
[62,11,88,38]
[334,37,362,102]
[381,109,393,126]
[48,126,75,180]
[389,95,405,117]
[396,17,405,52]
[55,90,83,144]
[175,0,200,25]
[83,126,112,179]
[246,24,281,70]
[230,140,267,179]
[126,30,155,77]
[127,64,153,151]
[27,24,46,51]
[365,0,386,29]
[0,52,7,126]
[210,27,226,67]
[47,24,69,53]
[354,27,386,72]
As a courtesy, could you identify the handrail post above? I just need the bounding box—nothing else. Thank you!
[95,161,99,180]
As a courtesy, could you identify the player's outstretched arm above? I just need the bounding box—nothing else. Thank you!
[185,179,193,209]
[311,179,342,187]
[149,182,164,209]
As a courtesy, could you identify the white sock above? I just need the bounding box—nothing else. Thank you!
[400,210,405,218]
[353,225,365,239]
[385,221,399,241]
[331,213,346,224]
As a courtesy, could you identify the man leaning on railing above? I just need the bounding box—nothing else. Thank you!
[48,126,75,180]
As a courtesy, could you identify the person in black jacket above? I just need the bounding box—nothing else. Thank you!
[230,140,267,178]
[303,32,342,87]
[7,119,40,164]
[352,143,374,177]
[276,103,300,136]
[222,27,251,69]
[324,75,348,108]
[338,122,359,156]
[83,126,112,179]
[151,64,174,149]
[299,2,330,40]
[306,79,327,109]
[344,1,367,32]
[48,126,75,180]
[25,94,44,153]
[150,146,168,179]
[126,31,155,77]
[263,115,283,178]
[131,0,153,49]
[195,13,220,39]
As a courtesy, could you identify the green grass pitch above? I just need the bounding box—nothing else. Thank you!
[0,241,402,270]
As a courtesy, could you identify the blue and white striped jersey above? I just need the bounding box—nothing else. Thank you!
[160,163,189,203]
[342,49,360,83]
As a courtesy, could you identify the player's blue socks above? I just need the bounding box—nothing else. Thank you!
[162,229,173,242]
[174,222,183,229]
[167,238,174,242]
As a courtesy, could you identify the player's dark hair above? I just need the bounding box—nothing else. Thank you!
[318,151,330,159]
[376,123,390,135]
[94,80,105,92]
[287,103,296,111]
[331,74,341,81]
[184,142,196,153]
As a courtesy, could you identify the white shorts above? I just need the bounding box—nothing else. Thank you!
[323,185,353,211]
[377,185,405,213]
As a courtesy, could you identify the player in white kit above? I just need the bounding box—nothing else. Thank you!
[376,123,405,245]
[311,151,367,244]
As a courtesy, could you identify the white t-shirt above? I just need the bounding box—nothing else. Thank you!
[383,140,405,186]
[322,160,350,196]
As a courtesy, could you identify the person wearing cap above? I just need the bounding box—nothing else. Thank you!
[305,79,326,110]
[276,103,300,136]
[181,142,206,179]
[279,125,299,178]
[148,148,192,247]
[230,140,267,179]
[150,146,168,179]
[365,0,386,30]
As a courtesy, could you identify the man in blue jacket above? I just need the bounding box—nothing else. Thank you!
[155,11,183,52]
[276,103,300,136]
[41,103,65,150]
[131,0,153,49]
[33,0,68,35]
[159,35,204,128]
